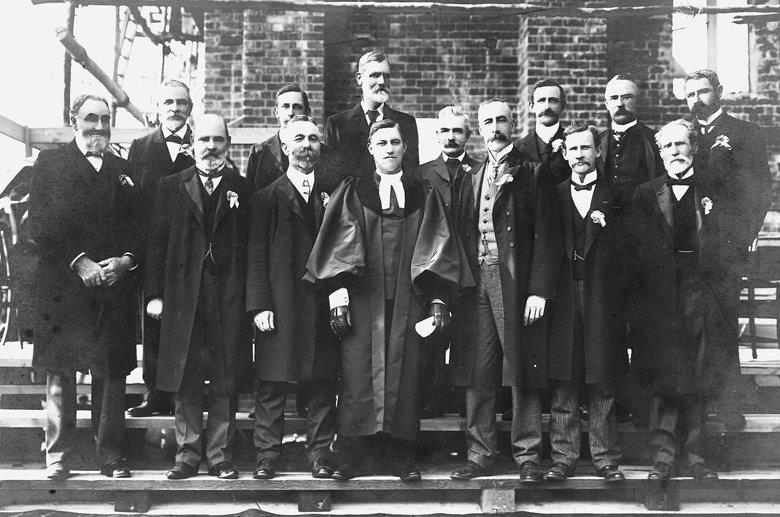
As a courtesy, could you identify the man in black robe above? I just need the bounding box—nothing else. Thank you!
[305,119,472,481]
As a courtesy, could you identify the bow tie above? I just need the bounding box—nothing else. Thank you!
[572,180,597,191]
[166,134,185,144]
[197,168,224,179]
[667,175,695,187]
[85,151,102,158]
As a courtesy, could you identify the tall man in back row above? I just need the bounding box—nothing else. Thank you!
[324,51,419,176]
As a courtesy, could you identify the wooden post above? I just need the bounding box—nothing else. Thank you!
[62,1,76,125]
[706,0,718,72]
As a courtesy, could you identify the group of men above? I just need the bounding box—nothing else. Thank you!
[29,49,770,485]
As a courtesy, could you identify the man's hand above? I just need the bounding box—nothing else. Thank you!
[254,311,275,332]
[430,301,450,333]
[98,256,134,286]
[523,295,546,326]
[73,256,106,287]
[330,305,352,336]
[146,298,163,320]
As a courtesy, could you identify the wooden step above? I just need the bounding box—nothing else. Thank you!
[0,384,146,395]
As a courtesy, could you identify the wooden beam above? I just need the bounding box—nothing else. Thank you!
[29,1,780,17]
[0,115,29,144]
[26,127,276,148]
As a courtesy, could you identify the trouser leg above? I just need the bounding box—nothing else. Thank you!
[304,379,338,463]
[91,371,126,466]
[45,372,75,467]
[388,436,416,468]
[548,381,580,467]
[174,348,206,468]
[253,380,286,462]
[680,396,705,469]
[587,383,620,470]
[511,387,543,465]
[204,388,233,468]
[649,395,679,466]
[465,383,497,467]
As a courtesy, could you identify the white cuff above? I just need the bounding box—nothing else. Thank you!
[329,288,349,310]
[123,252,138,271]
[69,252,86,270]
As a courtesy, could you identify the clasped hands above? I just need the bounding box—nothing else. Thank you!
[74,255,134,288]
[328,301,449,336]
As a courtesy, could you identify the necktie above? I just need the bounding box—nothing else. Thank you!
[85,151,102,158]
[572,180,597,191]
[198,169,223,195]
[367,109,379,126]
[166,134,184,144]
[302,179,311,200]
[445,158,460,178]
[667,175,695,187]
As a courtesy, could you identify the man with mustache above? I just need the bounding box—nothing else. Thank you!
[449,99,560,481]
[516,79,571,185]
[246,115,339,480]
[146,114,252,480]
[628,119,744,481]
[306,119,472,481]
[127,79,195,417]
[30,94,142,480]
[324,50,419,176]
[684,69,772,430]
[417,106,481,418]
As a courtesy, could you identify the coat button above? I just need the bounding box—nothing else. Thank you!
[507,226,512,231]
[509,242,515,248]
[506,211,510,216]
[533,363,538,368]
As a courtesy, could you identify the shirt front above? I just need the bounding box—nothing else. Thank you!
[75,138,103,172]
[535,121,560,144]
[376,169,405,209]
[570,170,598,219]
[669,168,695,201]
[611,119,637,135]
[361,100,385,126]
[196,164,225,192]
[697,107,724,130]
[162,125,190,162]
[286,166,315,202]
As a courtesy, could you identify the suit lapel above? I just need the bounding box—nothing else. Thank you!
[494,164,518,209]
[584,181,609,257]
[277,175,306,222]
[561,181,575,263]
[350,103,369,137]
[182,168,205,229]
[434,155,451,184]
[313,184,324,227]
[600,127,612,161]
[654,179,673,240]
[213,170,242,235]
[472,160,487,212]
[152,128,174,168]
[269,134,286,173]
[65,140,100,191]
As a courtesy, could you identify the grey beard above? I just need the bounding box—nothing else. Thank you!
[197,155,226,172]
[84,134,110,154]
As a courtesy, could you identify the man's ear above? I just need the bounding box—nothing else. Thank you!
[281,141,290,157]
[70,115,78,130]
[355,71,362,86]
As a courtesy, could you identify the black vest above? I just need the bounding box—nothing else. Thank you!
[198,177,223,273]
[672,188,698,254]
[606,126,649,207]
[571,200,587,281]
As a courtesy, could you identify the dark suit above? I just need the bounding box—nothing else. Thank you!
[245,133,287,191]
[146,166,252,469]
[246,173,339,464]
[449,145,561,467]
[30,140,142,467]
[419,153,481,216]
[515,125,570,186]
[324,103,419,176]
[127,127,194,395]
[544,175,625,470]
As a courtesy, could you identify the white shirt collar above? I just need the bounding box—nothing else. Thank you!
[535,121,560,144]
[570,170,598,219]
[162,124,189,140]
[698,107,723,127]
[669,167,695,201]
[442,151,465,162]
[376,169,405,210]
[197,164,225,190]
[361,100,385,119]
[668,167,694,181]
[489,143,513,165]
[75,137,103,171]
[286,166,315,200]
[611,119,637,133]
[571,170,598,186]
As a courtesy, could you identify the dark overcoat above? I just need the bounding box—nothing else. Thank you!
[145,166,252,393]
[29,140,141,375]
[449,145,562,389]
[419,153,481,216]
[323,103,419,175]
[246,174,339,381]
[244,133,287,192]
[305,175,473,440]
[547,177,626,385]
[515,125,570,186]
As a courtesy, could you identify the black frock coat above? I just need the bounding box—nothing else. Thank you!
[449,145,562,389]
[246,174,339,381]
[145,166,252,393]
[419,153,481,216]
[29,141,141,375]
[515,125,570,186]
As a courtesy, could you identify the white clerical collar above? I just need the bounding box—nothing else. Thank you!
[611,119,637,133]
[535,121,560,144]
[571,170,598,186]
[668,167,694,180]
[286,166,315,191]
[162,124,188,140]
[489,143,513,164]
[442,151,465,162]
[698,107,723,127]
[361,100,385,118]
[376,169,405,210]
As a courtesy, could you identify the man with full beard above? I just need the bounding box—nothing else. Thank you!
[324,50,419,176]
[30,94,142,480]
[246,115,340,479]
[146,114,252,480]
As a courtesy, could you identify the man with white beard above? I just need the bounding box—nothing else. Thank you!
[29,94,142,480]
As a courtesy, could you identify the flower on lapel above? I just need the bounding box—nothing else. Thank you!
[590,210,606,227]
[119,174,134,187]
[701,197,713,215]
[462,163,472,173]
[494,173,514,188]
[227,190,239,209]
[711,135,731,150]
[320,192,330,207]
[551,139,564,153]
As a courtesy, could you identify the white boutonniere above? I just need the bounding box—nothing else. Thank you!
[711,135,731,150]
[494,173,514,188]
[462,163,472,173]
[320,192,330,207]
[590,210,606,227]
[119,174,134,187]
[551,139,564,153]
[227,190,239,209]
[701,197,713,215]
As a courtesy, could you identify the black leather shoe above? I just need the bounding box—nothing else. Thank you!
[45,463,71,481]
[393,465,421,482]
[253,458,276,480]
[208,461,239,479]
[647,462,673,482]
[332,463,372,481]
[544,462,575,483]
[167,462,198,480]
[685,462,718,481]
[311,458,334,479]
[450,460,492,480]
[100,458,131,478]
[519,461,543,483]
[127,391,174,417]
[596,465,625,483]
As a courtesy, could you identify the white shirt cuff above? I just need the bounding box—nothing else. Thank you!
[329,288,349,310]
[69,252,86,270]
[123,252,138,271]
